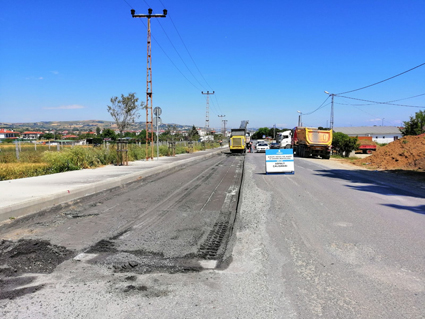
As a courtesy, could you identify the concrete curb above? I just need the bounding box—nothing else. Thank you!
[1,148,224,222]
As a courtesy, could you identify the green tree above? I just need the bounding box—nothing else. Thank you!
[400,110,425,136]
[188,125,200,141]
[252,127,272,139]
[101,128,116,140]
[96,126,101,135]
[332,132,359,157]
[107,93,144,137]
[40,132,54,140]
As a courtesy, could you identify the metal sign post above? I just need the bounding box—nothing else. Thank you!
[153,107,162,161]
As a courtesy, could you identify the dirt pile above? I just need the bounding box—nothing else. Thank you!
[357,135,425,171]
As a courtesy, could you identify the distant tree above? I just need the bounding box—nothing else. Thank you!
[124,131,136,138]
[188,125,200,141]
[107,93,144,137]
[101,128,116,140]
[252,127,271,139]
[40,133,54,140]
[96,126,101,135]
[137,130,147,143]
[332,132,359,157]
[400,110,425,136]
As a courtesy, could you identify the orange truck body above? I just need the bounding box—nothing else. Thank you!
[292,127,333,159]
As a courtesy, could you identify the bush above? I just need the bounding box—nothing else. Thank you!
[0,163,50,181]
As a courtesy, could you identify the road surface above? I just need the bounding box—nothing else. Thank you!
[1,152,424,318]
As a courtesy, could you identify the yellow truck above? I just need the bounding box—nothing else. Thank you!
[229,120,249,153]
[292,127,332,159]
[229,128,247,153]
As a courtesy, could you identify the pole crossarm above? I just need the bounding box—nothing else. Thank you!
[131,8,167,18]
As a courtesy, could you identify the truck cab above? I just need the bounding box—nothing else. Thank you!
[277,130,292,149]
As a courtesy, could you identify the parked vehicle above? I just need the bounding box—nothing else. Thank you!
[269,142,280,149]
[356,136,377,154]
[256,143,269,153]
[276,130,292,149]
[292,127,332,159]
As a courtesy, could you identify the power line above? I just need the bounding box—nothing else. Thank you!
[156,0,222,113]
[155,19,208,90]
[338,95,425,108]
[335,102,379,118]
[385,93,425,103]
[303,96,331,116]
[123,0,203,91]
[336,62,425,95]
[335,93,425,107]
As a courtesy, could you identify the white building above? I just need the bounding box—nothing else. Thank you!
[333,126,402,144]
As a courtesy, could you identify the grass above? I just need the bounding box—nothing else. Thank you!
[0,142,220,180]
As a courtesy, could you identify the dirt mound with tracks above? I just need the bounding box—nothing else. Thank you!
[356,135,425,171]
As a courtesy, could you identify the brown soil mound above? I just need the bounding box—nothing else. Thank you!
[357,135,425,171]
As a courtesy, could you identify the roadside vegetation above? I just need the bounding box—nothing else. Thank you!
[0,142,219,181]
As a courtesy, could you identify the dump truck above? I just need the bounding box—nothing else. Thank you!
[292,127,332,159]
[356,136,377,154]
[230,120,249,153]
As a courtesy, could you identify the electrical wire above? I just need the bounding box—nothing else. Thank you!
[335,102,379,118]
[125,0,223,116]
[336,62,425,95]
[303,96,331,116]
[338,95,425,108]
[156,0,223,114]
[155,19,209,90]
[334,93,425,107]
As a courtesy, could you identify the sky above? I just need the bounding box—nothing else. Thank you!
[1,0,424,130]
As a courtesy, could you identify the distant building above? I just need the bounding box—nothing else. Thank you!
[333,126,402,144]
[0,129,19,140]
[22,131,43,140]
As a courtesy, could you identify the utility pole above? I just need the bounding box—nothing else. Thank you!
[131,8,167,160]
[223,120,228,137]
[324,91,335,130]
[218,115,225,135]
[202,91,214,134]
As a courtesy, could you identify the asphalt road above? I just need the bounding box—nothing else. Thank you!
[1,152,424,318]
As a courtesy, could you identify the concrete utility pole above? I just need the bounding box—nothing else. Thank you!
[131,8,167,160]
[223,120,228,137]
[202,91,214,133]
[324,91,335,130]
[218,115,225,135]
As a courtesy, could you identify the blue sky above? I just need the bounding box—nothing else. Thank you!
[1,0,424,130]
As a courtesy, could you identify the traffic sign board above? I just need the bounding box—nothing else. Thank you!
[153,117,162,126]
[265,149,294,174]
[154,107,162,117]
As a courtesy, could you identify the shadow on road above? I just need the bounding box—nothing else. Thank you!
[382,204,425,215]
[314,169,425,200]
[314,169,425,215]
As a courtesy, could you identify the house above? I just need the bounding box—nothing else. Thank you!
[22,131,43,140]
[333,126,402,144]
[0,129,19,140]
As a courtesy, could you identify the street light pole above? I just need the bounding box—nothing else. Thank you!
[297,111,302,127]
[324,91,335,130]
